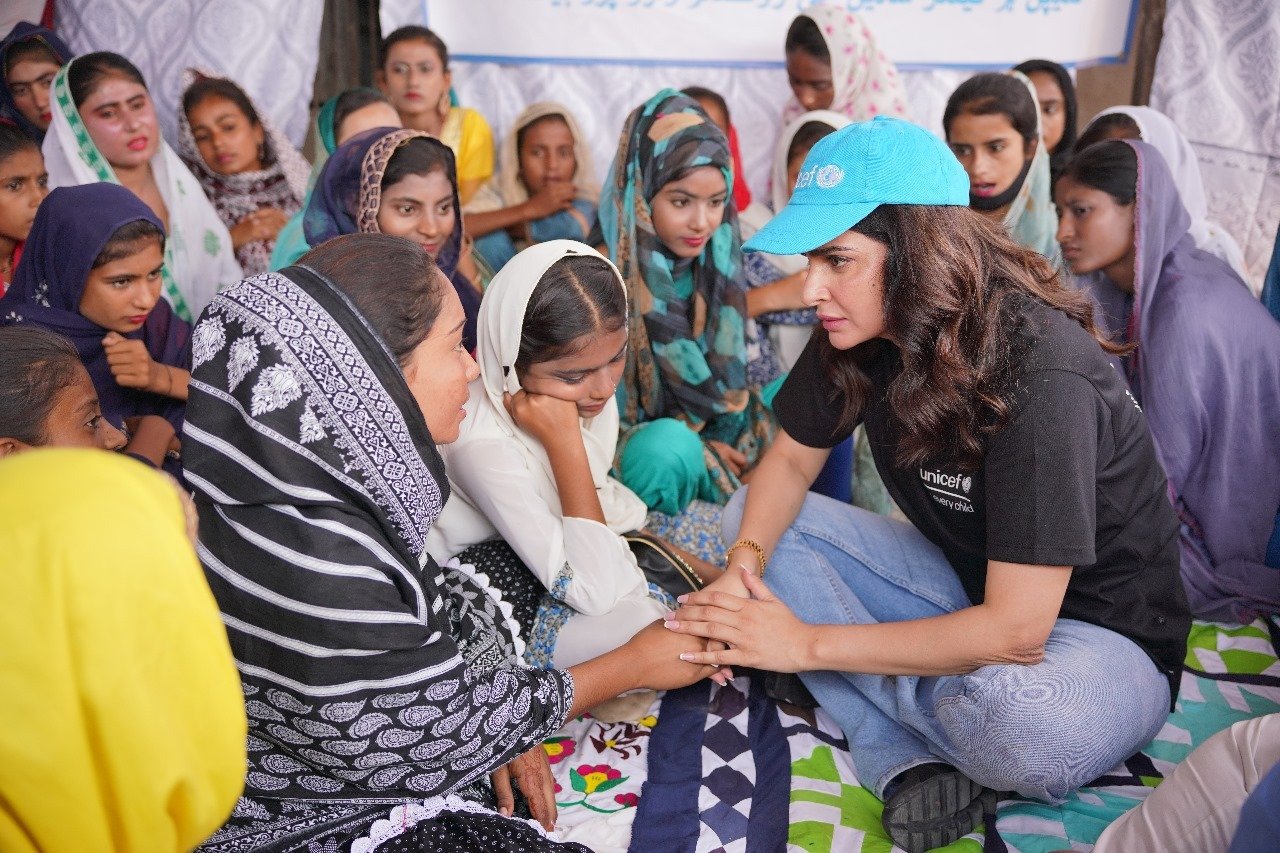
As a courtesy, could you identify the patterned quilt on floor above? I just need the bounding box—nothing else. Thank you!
[540,618,1280,852]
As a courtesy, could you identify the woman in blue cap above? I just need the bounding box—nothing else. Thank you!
[663,116,1190,852]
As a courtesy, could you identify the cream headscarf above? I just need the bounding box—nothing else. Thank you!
[434,240,647,555]
[467,102,599,214]
[1086,105,1248,284]
[0,449,246,853]
[1003,71,1063,270]
[782,4,910,124]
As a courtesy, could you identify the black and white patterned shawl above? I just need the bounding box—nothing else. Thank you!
[184,266,575,816]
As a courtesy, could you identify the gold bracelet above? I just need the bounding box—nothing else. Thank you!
[728,538,768,578]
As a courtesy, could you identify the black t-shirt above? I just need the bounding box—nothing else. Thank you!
[775,297,1189,703]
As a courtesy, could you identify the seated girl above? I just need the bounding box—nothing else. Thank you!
[600,89,775,520]
[0,121,46,289]
[667,117,1192,853]
[1012,59,1078,184]
[0,22,70,144]
[944,71,1061,267]
[43,52,241,321]
[304,126,482,351]
[1076,105,1247,282]
[0,450,245,853]
[377,25,493,206]
[432,240,721,673]
[177,69,310,276]
[0,184,191,470]
[270,86,401,270]
[0,324,182,466]
[468,103,598,274]
[185,232,713,851]
[1055,139,1280,620]
[783,4,908,122]
[747,110,848,370]
[681,85,782,387]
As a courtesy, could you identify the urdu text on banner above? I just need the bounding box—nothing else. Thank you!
[420,0,1139,69]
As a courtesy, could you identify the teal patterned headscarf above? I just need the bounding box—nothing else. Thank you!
[600,88,749,430]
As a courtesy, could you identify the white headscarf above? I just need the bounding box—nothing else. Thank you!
[42,59,242,322]
[759,110,852,276]
[1003,71,1062,270]
[433,240,648,556]
[1087,106,1248,284]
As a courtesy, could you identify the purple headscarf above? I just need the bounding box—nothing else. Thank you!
[1078,140,1280,622]
[0,22,71,144]
[303,126,479,350]
[0,183,191,431]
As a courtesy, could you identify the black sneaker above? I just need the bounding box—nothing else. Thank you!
[881,763,996,853]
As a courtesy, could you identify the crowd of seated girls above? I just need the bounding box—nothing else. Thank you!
[0,5,1277,852]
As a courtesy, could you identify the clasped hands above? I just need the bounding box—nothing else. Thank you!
[663,567,813,675]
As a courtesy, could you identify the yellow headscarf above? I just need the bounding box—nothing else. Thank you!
[0,450,246,853]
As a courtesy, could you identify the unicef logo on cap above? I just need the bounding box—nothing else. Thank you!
[816,165,844,189]
[794,163,846,192]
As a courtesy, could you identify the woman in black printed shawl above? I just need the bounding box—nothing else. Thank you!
[185,232,711,852]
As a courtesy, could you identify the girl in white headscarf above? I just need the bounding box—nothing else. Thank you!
[430,240,714,670]
[741,109,850,370]
[466,103,598,273]
[1076,105,1248,285]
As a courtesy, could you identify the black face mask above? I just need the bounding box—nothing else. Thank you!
[969,155,1033,212]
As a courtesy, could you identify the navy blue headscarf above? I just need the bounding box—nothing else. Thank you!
[0,184,191,430]
[0,22,71,144]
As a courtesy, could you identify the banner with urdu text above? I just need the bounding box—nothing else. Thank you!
[421,0,1138,69]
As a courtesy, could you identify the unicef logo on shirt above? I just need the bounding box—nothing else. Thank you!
[815,165,844,189]
[961,476,972,494]
[794,163,845,191]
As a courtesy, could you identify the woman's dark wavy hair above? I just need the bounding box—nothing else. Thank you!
[819,204,1127,471]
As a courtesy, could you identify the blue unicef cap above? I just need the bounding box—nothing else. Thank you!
[744,116,969,256]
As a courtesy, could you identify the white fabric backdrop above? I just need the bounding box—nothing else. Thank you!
[1149,0,1278,288]
[57,0,323,148]
[381,0,965,201]
[422,0,1134,68]
[2,1,47,39]
[447,61,966,203]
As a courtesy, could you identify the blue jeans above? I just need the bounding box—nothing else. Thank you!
[723,489,1170,802]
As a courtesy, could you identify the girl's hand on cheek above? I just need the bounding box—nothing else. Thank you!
[503,390,582,446]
